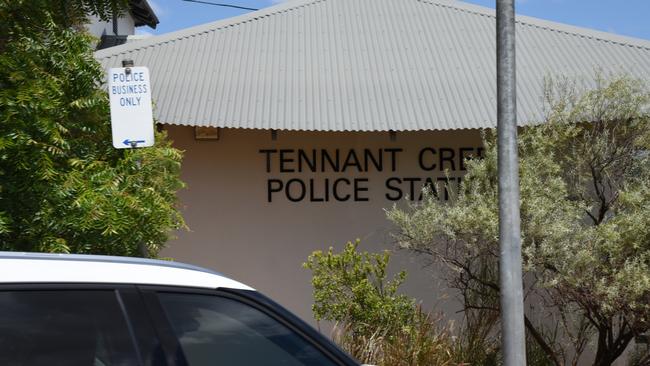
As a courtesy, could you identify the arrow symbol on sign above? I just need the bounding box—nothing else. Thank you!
[123,139,146,146]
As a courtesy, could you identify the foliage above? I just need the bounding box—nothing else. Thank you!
[330,307,458,366]
[304,240,415,337]
[387,75,650,365]
[628,343,650,366]
[0,4,185,256]
[451,305,501,365]
[304,240,459,366]
[1,0,128,50]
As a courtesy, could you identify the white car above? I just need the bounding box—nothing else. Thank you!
[0,252,359,366]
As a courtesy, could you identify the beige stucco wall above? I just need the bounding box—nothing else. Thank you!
[161,126,483,324]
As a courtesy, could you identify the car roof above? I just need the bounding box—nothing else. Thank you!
[0,252,253,290]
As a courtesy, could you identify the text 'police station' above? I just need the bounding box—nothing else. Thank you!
[111,72,148,107]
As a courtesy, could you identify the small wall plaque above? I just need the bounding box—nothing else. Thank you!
[195,126,219,140]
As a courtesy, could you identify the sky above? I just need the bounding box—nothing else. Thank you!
[141,0,650,41]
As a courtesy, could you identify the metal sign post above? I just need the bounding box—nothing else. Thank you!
[496,0,527,365]
[108,60,154,149]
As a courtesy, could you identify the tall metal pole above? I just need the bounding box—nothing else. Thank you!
[496,0,526,365]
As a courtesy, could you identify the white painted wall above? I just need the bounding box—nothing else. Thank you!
[161,126,483,324]
[159,126,639,363]
[86,13,136,38]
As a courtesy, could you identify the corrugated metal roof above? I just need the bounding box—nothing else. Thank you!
[95,0,650,131]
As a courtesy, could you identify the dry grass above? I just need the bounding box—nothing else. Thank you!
[331,307,465,366]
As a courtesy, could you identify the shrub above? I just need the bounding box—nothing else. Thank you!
[304,240,459,366]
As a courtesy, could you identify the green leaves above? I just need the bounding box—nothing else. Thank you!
[304,241,463,366]
[1,0,129,48]
[0,12,185,256]
[388,76,650,364]
[304,240,414,336]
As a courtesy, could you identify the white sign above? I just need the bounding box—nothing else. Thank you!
[108,66,154,149]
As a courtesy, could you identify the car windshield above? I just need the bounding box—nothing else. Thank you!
[158,292,337,366]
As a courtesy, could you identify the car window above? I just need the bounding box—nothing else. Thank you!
[158,293,338,366]
[0,290,140,366]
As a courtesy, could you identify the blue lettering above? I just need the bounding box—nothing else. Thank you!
[115,71,146,83]
[119,97,142,106]
[111,84,149,95]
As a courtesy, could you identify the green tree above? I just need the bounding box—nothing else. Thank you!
[387,76,650,365]
[1,0,128,50]
[0,1,185,256]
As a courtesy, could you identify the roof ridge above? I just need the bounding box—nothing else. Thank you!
[95,0,327,59]
[420,0,650,51]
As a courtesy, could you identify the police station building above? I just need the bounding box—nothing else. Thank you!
[96,0,650,323]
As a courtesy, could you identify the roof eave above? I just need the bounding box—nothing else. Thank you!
[130,0,159,29]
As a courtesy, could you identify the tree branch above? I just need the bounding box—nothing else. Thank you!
[524,315,563,366]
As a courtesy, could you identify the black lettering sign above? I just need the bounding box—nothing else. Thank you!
[298,149,317,172]
[267,179,283,202]
[259,149,277,173]
[322,149,340,172]
[385,148,402,172]
[286,178,306,202]
[333,178,351,201]
[280,149,295,173]
[439,148,456,171]
[342,150,362,172]
[261,146,481,203]
[418,148,437,171]
[385,177,402,201]
[364,149,383,172]
[354,178,369,202]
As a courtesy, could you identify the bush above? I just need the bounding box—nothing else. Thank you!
[304,240,459,366]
